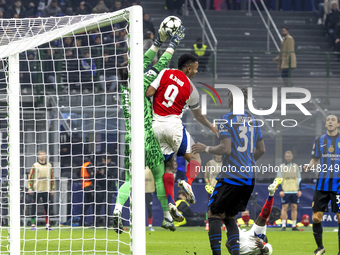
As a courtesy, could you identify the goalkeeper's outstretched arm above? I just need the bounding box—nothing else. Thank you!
[145,26,185,97]
[143,23,169,71]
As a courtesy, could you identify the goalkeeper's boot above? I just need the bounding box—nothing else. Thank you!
[314,247,325,255]
[178,180,196,204]
[161,218,176,232]
[205,184,214,195]
[112,211,124,234]
[168,203,184,222]
[268,177,283,196]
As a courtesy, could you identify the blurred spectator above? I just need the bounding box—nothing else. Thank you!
[20,51,38,93]
[74,37,85,58]
[316,0,329,25]
[335,23,340,59]
[273,27,296,86]
[0,0,6,11]
[166,0,184,15]
[92,0,109,13]
[95,161,107,227]
[80,159,95,226]
[91,35,103,58]
[4,0,26,18]
[192,38,210,72]
[174,190,205,227]
[42,49,57,87]
[110,0,123,12]
[99,52,118,92]
[98,155,118,227]
[62,49,80,91]
[0,7,4,18]
[143,13,155,35]
[60,124,71,178]
[325,1,340,49]
[80,50,96,92]
[63,36,74,48]
[26,1,36,18]
[145,167,155,231]
[44,0,62,17]
[75,1,91,15]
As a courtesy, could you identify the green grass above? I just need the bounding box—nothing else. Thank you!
[0,226,338,254]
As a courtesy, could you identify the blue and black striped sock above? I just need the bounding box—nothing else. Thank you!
[313,222,323,249]
[224,218,239,255]
[208,218,222,255]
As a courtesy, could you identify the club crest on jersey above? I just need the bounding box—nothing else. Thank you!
[338,142,340,148]
[329,145,334,153]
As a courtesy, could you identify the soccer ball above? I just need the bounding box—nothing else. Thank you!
[160,16,182,37]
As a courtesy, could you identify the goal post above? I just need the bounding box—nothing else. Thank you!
[2,5,145,254]
[129,6,145,255]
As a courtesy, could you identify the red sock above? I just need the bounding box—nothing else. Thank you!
[148,217,153,225]
[260,196,274,220]
[186,160,201,185]
[163,173,175,204]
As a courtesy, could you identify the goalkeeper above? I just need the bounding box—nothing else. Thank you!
[112,23,186,233]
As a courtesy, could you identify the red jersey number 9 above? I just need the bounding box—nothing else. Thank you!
[162,84,179,108]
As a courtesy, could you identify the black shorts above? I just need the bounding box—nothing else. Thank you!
[281,193,299,205]
[208,182,254,217]
[312,190,340,213]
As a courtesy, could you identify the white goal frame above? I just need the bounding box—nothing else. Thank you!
[6,6,145,254]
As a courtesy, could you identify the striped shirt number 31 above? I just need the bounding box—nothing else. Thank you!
[237,126,255,153]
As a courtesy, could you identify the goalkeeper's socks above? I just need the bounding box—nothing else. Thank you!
[259,195,274,220]
[186,160,200,185]
[224,218,240,255]
[164,211,172,221]
[163,173,175,204]
[208,218,222,255]
[313,222,323,248]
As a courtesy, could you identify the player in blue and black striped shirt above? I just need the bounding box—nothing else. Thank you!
[192,88,265,255]
[304,114,340,255]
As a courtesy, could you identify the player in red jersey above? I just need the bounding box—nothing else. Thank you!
[146,54,218,219]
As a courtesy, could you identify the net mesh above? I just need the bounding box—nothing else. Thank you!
[1,11,134,254]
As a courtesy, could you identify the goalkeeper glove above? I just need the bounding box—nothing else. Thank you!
[169,25,185,50]
[153,27,169,47]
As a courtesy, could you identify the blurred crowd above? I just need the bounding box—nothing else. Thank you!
[317,0,340,55]
[0,0,140,19]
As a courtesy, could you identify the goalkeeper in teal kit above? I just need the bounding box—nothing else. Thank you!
[112,23,186,233]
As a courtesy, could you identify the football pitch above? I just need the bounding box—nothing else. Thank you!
[0,226,337,254]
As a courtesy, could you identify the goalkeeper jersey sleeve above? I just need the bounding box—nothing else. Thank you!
[144,49,173,92]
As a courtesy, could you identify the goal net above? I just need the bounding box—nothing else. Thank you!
[0,6,144,254]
